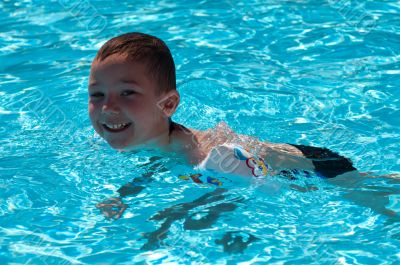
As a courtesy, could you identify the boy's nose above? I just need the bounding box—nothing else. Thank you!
[102,98,120,115]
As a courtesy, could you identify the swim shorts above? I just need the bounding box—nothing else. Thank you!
[288,144,357,178]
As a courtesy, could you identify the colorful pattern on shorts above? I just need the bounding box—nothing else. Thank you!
[233,146,270,177]
[179,173,229,186]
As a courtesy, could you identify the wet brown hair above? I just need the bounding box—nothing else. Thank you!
[95,32,176,94]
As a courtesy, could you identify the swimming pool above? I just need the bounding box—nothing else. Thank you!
[1,0,399,264]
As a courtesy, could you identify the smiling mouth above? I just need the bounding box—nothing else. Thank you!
[102,122,132,133]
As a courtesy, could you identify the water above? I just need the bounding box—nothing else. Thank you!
[1,0,400,264]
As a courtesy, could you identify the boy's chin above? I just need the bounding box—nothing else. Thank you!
[106,140,130,150]
[107,140,137,152]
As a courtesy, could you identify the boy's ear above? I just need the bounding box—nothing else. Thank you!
[157,90,180,118]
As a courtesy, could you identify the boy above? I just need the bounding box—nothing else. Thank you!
[91,32,399,221]
[88,32,358,181]
[89,33,397,243]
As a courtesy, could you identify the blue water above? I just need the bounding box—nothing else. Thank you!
[1,0,400,264]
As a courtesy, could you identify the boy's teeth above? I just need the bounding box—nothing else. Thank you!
[106,123,128,129]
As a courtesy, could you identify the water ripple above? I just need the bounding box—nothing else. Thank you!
[1,0,399,264]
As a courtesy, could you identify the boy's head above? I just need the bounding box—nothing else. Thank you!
[95,32,176,94]
[88,32,179,150]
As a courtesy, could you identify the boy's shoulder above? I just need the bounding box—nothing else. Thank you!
[173,121,237,148]
[169,122,231,164]
[171,121,263,164]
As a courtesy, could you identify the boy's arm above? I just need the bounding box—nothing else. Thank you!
[96,176,150,220]
[96,158,163,220]
[96,197,128,220]
[117,181,146,197]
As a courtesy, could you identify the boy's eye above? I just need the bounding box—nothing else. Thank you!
[121,90,136,96]
[90,92,104,98]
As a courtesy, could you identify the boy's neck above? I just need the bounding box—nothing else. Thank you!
[132,128,172,152]
[154,122,208,164]
[123,122,222,165]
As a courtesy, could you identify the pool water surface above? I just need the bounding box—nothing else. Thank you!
[1,0,400,264]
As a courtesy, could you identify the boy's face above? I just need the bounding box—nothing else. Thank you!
[88,54,174,150]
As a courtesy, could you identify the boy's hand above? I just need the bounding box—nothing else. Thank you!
[96,197,128,220]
